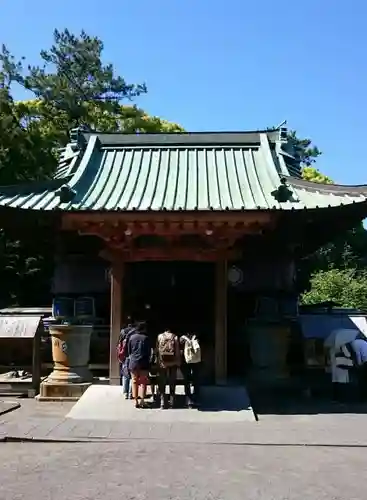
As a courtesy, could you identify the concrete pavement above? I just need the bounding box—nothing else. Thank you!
[2,395,367,499]
[1,399,367,500]
[1,398,367,446]
[1,440,367,500]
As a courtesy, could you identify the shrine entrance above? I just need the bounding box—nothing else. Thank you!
[124,262,216,382]
[124,262,215,335]
[62,213,268,385]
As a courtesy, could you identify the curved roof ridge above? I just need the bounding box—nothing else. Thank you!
[82,129,284,147]
[286,176,367,195]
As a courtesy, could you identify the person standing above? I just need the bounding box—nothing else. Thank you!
[180,333,202,408]
[156,329,180,409]
[117,323,134,399]
[329,345,352,402]
[127,323,151,408]
[344,338,367,401]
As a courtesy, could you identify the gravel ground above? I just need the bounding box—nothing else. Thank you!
[1,399,367,499]
[1,440,367,500]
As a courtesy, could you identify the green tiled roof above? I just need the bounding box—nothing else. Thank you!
[0,129,366,212]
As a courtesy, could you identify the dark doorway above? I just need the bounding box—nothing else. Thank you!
[124,261,216,382]
[124,261,215,342]
[227,287,256,381]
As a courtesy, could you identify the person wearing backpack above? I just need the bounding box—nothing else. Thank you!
[156,329,180,409]
[180,333,202,408]
[127,323,152,408]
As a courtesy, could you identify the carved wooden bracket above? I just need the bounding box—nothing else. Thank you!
[62,212,278,262]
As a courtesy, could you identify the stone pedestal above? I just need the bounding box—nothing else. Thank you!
[246,321,290,387]
[37,324,93,401]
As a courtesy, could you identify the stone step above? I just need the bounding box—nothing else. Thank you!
[66,384,255,423]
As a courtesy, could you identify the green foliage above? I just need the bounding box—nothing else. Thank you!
[0,88,56,184]
[271,126,329,184]
[300,268,367,311]
[286,131,331,185]
[5,29,147,132]
[0,29,183,175]
[302,166,333,184]
[17,99,184,136]
[0,28,183,306]
[299,150,367,278]
[287,129,367,305]
[305,225,367,272]
[287,130,322,167]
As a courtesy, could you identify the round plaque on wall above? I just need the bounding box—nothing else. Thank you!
[227,266,243,286]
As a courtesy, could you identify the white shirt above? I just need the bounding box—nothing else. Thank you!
[350,339,367,366]
[329,347,349,384]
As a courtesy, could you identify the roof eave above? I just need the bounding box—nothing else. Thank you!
[286,176,367,196]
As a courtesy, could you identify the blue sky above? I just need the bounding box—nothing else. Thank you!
[1,0,366,184]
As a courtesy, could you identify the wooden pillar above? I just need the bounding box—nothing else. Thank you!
[215,259,228,385]
[109,258,123,385]
[32,324,42,396]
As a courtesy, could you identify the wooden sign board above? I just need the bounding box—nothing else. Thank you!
[0,316,41,339]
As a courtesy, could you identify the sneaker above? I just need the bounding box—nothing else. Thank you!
[186,398,194,409]
[124,393,129,400]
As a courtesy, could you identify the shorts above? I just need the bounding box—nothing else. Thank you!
[131,369,149,386]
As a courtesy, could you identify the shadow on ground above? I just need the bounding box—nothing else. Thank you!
[0,400,21,417]
[249,386,367,416]
[145,386,252,412]
[198,386,252,412]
